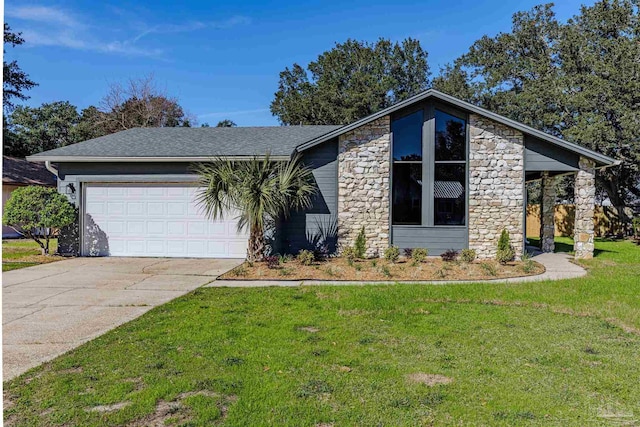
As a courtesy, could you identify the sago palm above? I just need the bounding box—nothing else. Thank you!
[194,152,316,261]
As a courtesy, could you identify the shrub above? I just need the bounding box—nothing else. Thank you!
[460,249,477,263]
[297,249,315,266]
[403,248,413,258]
[265,255,280,269]
[496,229,515,264]
[480,262,497,276]
[384,245,400,263]
[2,186,76,255]
[633,216,640,238]
[412,248,428,263]
[370,259,378,268]
[380,265,392,278]
[232,265,247,277]
[342,246,356,261]
[440,249,458,262]
[354,226,367,258]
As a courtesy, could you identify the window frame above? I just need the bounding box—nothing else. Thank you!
[391,106,424,225]
[390,101,469,228]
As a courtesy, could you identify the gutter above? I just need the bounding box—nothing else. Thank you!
[44,161,59,177]
[27,155,291,163]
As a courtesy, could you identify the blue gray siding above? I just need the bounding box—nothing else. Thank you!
[525,136,579,172]
[279,139,338,255]
[392,226,467,255]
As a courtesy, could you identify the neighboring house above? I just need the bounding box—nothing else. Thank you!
[2,156,57,238]
[27,90,617,260]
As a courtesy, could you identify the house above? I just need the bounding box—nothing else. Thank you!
[27,90,618,260]
[2,156,57,238]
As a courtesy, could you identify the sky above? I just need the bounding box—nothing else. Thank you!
[5,0,595,126]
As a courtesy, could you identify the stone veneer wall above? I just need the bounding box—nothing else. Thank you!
[337,116,390,257]
[573,156,596,259]
[468,114,524,259]
[540,172,556,253]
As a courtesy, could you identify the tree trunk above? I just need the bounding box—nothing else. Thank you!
[247,225,265,262]
[599,175,631,236]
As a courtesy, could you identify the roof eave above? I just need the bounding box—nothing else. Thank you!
[295,89,618,167]
[26,155,292,163]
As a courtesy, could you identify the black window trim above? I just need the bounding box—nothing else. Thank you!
[390,100,469,229]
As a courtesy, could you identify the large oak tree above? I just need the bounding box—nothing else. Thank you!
[271,38,430,125]
[433,1,640,219]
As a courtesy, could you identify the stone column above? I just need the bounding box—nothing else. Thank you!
[574,157,596,259]
[337,116,390,257]
[540,172,556,253]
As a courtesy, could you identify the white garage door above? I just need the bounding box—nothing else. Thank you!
[83,184,249,258]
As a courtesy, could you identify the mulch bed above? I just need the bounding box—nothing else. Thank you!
[220,256,544,281]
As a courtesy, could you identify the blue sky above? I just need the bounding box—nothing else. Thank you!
[5,0,594,126]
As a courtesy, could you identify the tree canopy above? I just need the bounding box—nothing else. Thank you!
[4,101,93,158]
[216,119,237,127]
[433,0,640,213]
[3,186,76,255]
[270,38,430,125]
[3,24,37,113]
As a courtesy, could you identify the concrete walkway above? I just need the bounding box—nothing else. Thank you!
[208,252,586,287]
[2,257,242,381]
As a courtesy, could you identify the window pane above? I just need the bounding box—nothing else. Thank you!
[393,110,423,161]
[393,163,422,225]
[435,110,466,161]
[434,164,465,225]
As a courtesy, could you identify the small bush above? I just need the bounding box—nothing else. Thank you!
[232,266,247,277]
[384,245,400,263]
[460,249,477,263]
[380,265,392,278]
[265,255,280,269]
[412,248,428,263]
[297,249,315,266]
[403,248,413,258]
[354,226,367,259]
[440,249,458,262]
[435,268,446,278]
[496,229,515,264]
[279,253,294,264]
[354,263,362,271]
[371,259,378,268]
[633,216,640,238]
[342,246,356,261]
[480,262,497,276]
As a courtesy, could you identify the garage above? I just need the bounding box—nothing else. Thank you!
[83,183,249,258]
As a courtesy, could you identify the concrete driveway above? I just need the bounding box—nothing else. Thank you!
[2,257,242,381]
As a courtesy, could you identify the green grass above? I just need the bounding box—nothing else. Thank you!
[4,238,640,426]
[2,238,60,271]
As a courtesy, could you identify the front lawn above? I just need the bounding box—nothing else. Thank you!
[2,238,61,271]
[4,238,640,426]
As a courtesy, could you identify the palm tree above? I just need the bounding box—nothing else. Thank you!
[194,153,316,261]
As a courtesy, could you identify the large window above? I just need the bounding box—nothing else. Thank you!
[392,110,423,224]
[433,110,466,225]
[391,106,467,227]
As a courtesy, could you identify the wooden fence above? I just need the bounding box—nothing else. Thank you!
[526,204,633,237]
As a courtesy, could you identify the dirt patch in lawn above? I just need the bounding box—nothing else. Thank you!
[221,257,544,281]
[129,391,236,427]
[407,373,453,386]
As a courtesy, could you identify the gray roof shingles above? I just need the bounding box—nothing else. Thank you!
[3,156,57,185]
[29,126,341,159]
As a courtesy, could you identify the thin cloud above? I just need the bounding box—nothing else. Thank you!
[5,5,79,27]
[5,5,249,58]
[132,15,251,43]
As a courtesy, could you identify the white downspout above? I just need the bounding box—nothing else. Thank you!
[45,160,59,178]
